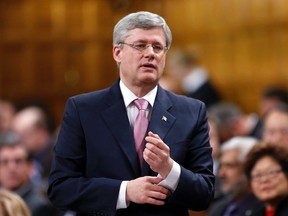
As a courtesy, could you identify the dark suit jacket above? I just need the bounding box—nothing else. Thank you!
[16,182,57,216]
[207,194,264,216]
[187,81,221,108]
[250,196,288,216]
[48,80,215,216]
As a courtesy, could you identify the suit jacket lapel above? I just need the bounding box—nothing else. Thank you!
[101,81,140,176]
[142,87,176,176]
[101,83,176,177]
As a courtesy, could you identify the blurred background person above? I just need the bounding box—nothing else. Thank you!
[259,86,288,119]
[208,136,263,216]
[0,99,16,134]
[208,102,262,143]
[0,189,31,216]
[207,114,223,203]
[244,142,288,216]
[160,48,221,108]
[0,138,56,216]
[253,86,288,141]
[208,114,221,174]
[0,132,19,149]
[262,103,288,150]
[10,105,56,188]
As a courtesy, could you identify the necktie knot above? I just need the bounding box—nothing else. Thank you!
[134,98,148,110]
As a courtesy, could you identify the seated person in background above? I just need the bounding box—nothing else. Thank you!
[10,106,55,188]
[244,142,288,216]
[208,136,263,216]
[262,103,288,150]
[161,48,221,108]
[259,86,288,119]
[0,99,16,134]
[208,102,262,143]
[0,137,57,216]
[0,189,31,216]
[208,115,221,173]
[208,114,222,202]
[254,86,288,141]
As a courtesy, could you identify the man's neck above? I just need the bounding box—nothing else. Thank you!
[121,80,157,97]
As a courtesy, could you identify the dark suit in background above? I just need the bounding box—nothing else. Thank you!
[16,182,56,216]
[208,194,263,216]
[187,80,221,108]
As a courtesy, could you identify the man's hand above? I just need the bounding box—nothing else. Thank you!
[143,131,173,178]
[126,176,170,205]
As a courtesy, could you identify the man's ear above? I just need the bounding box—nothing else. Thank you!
[113,45,122,64]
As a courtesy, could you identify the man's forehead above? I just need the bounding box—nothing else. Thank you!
[12,110,39,131]
[0,144,26,155]
[265,111,288,124]
[221,149,240,161]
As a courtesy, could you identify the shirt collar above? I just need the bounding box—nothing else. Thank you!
[119,80,157,107]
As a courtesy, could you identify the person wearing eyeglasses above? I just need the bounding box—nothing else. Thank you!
[207,136,263,216]
[244,142,288,216]
[47,11,214,216]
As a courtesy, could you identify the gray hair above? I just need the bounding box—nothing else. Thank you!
[221,136,258,163]
[113,11,172,48]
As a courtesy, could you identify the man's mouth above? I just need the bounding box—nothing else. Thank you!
[141,63,156,69]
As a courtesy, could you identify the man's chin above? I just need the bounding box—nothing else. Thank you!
[139,74,158,83]
[221,187,233,195]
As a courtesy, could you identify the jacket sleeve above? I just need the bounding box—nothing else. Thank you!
[166,101,215,211]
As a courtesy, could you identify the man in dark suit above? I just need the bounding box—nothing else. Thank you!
[207,137,263,216]
[0,135,57,216]
[48,11,214,216]
[163,48,221,108]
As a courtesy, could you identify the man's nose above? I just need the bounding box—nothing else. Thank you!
[144,45,155,54]
[218,168,225,177]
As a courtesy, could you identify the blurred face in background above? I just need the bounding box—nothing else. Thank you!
[0,145,33,190]
[218,149,248,199]
[260,97,283,118]
[208,119,220,159]
[250,156,288,208]
[0,100,15,133]
[11,108,48,155]
[263,110,288,149]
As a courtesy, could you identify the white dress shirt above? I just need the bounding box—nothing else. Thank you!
[116,80,181,209]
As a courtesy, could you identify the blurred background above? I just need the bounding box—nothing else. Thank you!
[1,0,288,126]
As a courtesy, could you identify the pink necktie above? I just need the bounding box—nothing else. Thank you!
[133,98,149,167]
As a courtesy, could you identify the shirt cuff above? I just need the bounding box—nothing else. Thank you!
[158,160,181,191]
[116,181,129,209]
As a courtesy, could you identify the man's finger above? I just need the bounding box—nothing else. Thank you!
[148,131,160,138]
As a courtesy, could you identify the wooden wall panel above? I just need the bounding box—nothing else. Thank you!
[162,0,288,113]
[1,0,288,124]
[0,0,118,124]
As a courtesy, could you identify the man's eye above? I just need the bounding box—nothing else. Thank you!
[134,44,147,49]
[153,45,163,51]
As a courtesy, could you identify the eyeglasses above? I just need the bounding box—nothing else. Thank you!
[251,169,283,182]
[118,42,168,54]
